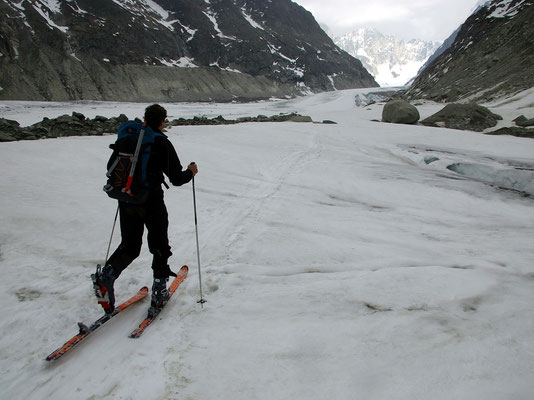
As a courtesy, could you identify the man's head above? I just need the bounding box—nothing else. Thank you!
[144,104,167,131]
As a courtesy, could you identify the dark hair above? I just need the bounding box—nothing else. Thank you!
[144,104,167,130]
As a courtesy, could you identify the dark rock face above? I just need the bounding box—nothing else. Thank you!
[0,0,377,102]
[382,100,420,124]
[421,103,503,132]
[515,116,534,127]
[486,126,534,138]
[0,118,21,141]
[512,115,534,127]
[405,0,534,103]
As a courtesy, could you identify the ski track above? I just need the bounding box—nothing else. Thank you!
[217,125,323,264]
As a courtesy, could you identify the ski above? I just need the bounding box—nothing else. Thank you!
[129,265,188,339]
[45,286,149,361]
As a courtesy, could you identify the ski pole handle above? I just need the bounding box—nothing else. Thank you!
[188,161,198,178]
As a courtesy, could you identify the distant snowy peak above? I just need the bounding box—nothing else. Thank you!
[334,27,441,87]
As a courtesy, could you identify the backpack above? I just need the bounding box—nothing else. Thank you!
[103,120,163,204]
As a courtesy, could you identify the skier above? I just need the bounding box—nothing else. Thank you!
[93,104,198,315]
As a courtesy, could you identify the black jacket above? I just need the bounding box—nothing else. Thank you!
[147,131,193,195]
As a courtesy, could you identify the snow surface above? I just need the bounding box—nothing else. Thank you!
[1,88,534,399]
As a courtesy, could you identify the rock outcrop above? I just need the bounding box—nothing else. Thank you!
[486,126,534,138]
[513,115,534,127]
[0,114,127,141]
[421,104,502,132]
[0,112,317,142]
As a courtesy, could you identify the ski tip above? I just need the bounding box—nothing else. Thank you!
[45,351,64,361]
[140,286,149,292]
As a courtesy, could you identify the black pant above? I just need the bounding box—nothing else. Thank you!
[107,195,173,279]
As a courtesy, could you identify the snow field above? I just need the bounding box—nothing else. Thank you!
[1,88,534,399]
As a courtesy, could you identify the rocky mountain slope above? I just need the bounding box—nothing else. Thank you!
[405,0,534,103]
[415,27,460,80]
[334,28,441,87]
[0,0,377,102]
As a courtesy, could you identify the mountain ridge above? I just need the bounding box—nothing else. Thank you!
[0,0,378,102]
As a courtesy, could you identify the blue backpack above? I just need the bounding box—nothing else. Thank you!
[103,120,163,204]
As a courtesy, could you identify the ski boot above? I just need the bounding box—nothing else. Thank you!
[91,264,117,314]
[148,277,170,318]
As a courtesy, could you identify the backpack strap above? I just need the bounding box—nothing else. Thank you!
[106,157,120,178]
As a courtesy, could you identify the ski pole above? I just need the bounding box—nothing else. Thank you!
[104,203,120,265]
[191,162,206,307]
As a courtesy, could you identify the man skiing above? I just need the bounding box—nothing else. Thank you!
[93,104,198,316]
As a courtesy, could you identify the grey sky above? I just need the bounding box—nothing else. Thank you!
[292,0,484,42]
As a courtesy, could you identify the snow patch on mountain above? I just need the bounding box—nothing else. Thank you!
[157,57,198,68]
[488,0,526,18]
[31,1,68,32]
[240,6,265,30]
[334,28,442,87]
[203,7,238,41]
[65,0,87,15]
[110,0,177,31]
[39,0,61,13]
[143,0,169,19]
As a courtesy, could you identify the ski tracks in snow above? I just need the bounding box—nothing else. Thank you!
[198,124,323,269]
[160,123,325,396]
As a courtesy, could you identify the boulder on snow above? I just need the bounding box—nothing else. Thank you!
[0,118,23,142]
[72,111,86,121]
[289,114,313,123]
[513,115,528,125]
[514,115,534,127]
[485,126,534,138]
[382,100,420,124]
[421,103,502,132]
